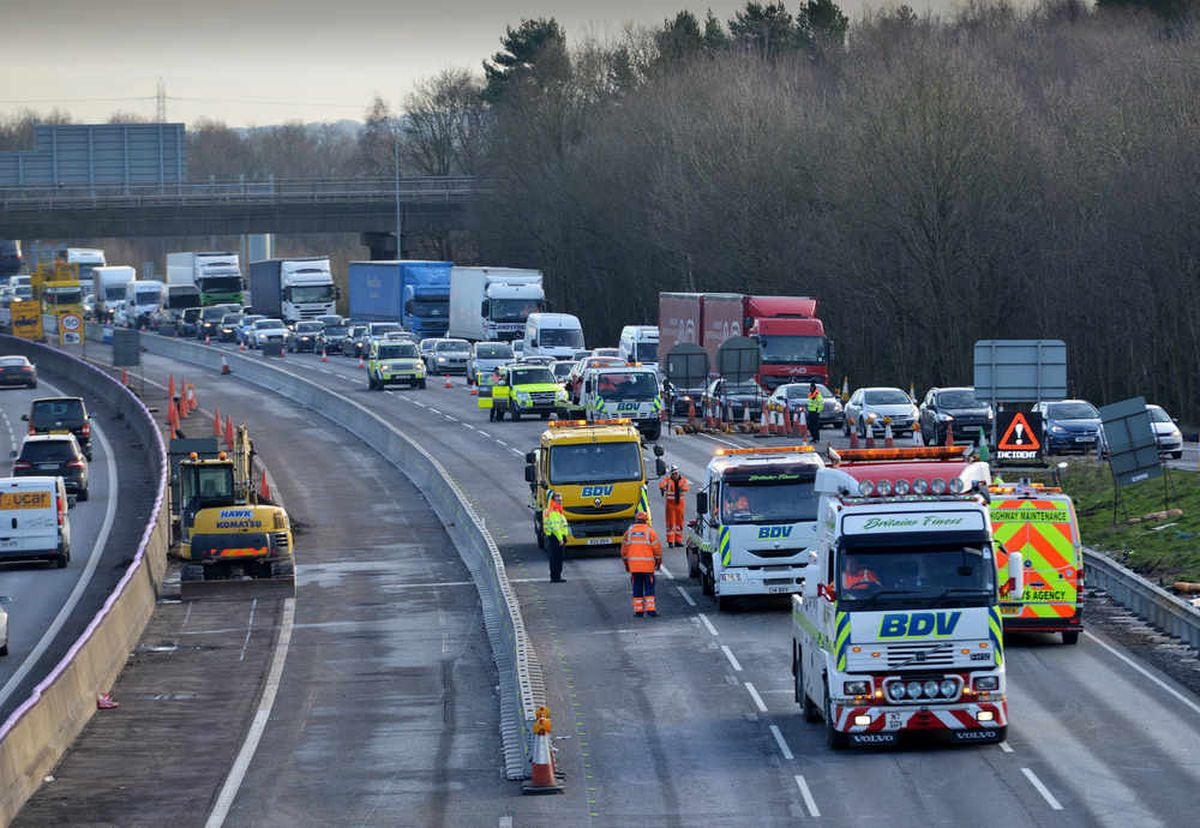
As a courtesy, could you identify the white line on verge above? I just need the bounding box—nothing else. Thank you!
[1021,767,1063,811]
[770,724,794,760]
[510,449,523,457]
[744,681,768,713]
[238,598,258,662]
[675,585,696,607]
[1084,630,1200,716]
[698,614,718,636]
[206,597,296,828]
[794,775,820,817]
[999,741,1014,754]
[721,645,743,672]
[0,384,120,709]
[658,563,675,580]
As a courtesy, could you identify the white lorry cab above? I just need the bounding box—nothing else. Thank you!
[686,445,824,608]
[792,446,1013,749]
[579,365,664,441]
[0,476,72,568]
[618,325,660,371]
[523,312,584,359]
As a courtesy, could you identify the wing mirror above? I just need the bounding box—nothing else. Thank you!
[817,582,837,602]
[1008,551,1024,598]
[524,464,535,484]
[524,451,536,464]
[655,458,666,477]
[20,414,28,421]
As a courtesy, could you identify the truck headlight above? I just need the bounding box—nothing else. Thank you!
[889,682,907,700]
[975,676,999,691]
[843,681,870,696]
[939,678,958,698]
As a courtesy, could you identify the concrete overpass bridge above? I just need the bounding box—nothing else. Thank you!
[0,177,482,244]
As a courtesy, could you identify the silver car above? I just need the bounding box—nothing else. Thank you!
[1097,403,1184,460]
[844,387,919,438]
[467,341,514,384]
[426,338,471,375]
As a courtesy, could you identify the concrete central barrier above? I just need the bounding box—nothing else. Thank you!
[0,335,169,825]
[138,333,543,780]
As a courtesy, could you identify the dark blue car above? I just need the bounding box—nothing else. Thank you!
[1034,400,1101,455]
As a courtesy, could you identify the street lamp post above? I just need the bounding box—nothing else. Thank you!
[393,121,403,259]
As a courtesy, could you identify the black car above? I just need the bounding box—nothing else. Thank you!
[23,396,92,459]
[13,434,89,499]
[198,304,239,340]
[919,387,995,446]
[701,377,765,423]
[0,355,37,388]
[218,313,244,342]
[286,320,325,352]
[321,322,351,353]
[342,325,371,358]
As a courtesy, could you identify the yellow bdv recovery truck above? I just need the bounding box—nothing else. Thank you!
[524,418,665,550]
[173,425,295,599]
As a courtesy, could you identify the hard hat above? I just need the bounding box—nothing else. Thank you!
[669,464,680,474]
[636,510,649,521]
[551,490,563,500]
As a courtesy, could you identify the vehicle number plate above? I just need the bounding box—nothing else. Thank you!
[767,586,793,594]
[38,463,58,470]
[587,537,613,546]
[1000,605,1021,616]
[1075,436,1094,443]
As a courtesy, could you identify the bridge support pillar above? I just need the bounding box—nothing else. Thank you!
[361,231,403,260]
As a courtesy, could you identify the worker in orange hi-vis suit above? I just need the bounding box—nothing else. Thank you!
[659,464,690,548]
[621,511,663,617]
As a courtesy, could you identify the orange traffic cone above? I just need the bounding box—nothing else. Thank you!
[522,707,564,795]
[225,416,234,451]
[120,368,129,387]
[239,340,246,352]
[221,355,231,375]
[213,407,222,437]
[865,417,876,448]
[179,389,190,419]
[97,692,120,710]
[259,470,272,503]
[945,422,954,447]
[756,406,771,438]
[687,398,697,428]
[167,375,176,401]
[321,347,329,363]
[167,399,179,439]
[797,418,809,444]
[357,355,365,369]
[913,426,923,446]
[205,334,211,346]
[884,420,895,448]
[849,417,860,448]
[443,374,453,388]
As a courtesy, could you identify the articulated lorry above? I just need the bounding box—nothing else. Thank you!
[347,260,450,336]
[792,446,1012,748]
[249,257,337,323]
[658,292,832,389]
[168,251,244,307]
[685,445,824,609]
[449,266,545,341]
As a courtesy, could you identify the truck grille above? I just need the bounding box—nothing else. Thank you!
[568,518,631,537]
[749,547,807,560]
[566,503,632,516]
[884,643,957,669]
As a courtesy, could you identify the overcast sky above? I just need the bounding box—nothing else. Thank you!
[4,1,964,128]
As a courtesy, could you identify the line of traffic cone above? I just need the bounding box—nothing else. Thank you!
[522,706,564,795]
[167,375,176,402]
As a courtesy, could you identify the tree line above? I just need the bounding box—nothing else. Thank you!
[3,0,1198,422]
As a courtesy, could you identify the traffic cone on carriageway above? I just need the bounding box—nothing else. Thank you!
[884,419,895,448]
[865,416,876,448]
[205,333,211,346]
[239,340,246,352]
[120,368,129,387]
[358,355,365,369]
[321,346,329,363]
[443,374,453,388]
[167,375,176,402]
[221,355,231,375]
[522,707,564,795]
[756,406,771,438]
[848,417,860,448]
[945,422,955,447]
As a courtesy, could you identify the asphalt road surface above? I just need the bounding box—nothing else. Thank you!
[25,339,1200,827]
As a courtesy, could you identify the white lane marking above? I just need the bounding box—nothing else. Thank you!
[238,598,258,663]
[0,407,13,456]
[794,775,820,817]
[698,614,719,637]
[744,681,769,713]
[429,407,441,415]
[1021,767,1063,811]
[675,585,697,607]
[1000,741,1014,754]
[495,439,509,448]
[1084,630,1200,717]
[658,563,675,580]
[413,400,428,408]
[721,645,743,672]
[770,724,793,760]
[444,415,458,422]
[700,432,741,449]
[206,597,296,828]
[0,387,120,709]
[462,423,476,431]
[499,818,513,828]
[384,390,394,396]
[510,449,523,457]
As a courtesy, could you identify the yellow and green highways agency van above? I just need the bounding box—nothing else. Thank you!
[990,483,1082,645]
[490,363,568,422]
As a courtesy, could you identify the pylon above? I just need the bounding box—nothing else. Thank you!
[848,418,860,448]
[687,398,697,428]
[239,340,246,352]
[259,470,272,503]
[167,399,179,439]
[756,406,771,438]
[913,426,923,446]
[167,375,176,401]
[179,389,190,419]
[225,416,234,451]
[443,374,453,388]
[205,334,211,345]
[96,692,120,710]
[358,355,365,369]
[945,422,954,447]
[743,405,752,432]
[321,347,329,363]
[522,707,564,795]
[213,407,222,437]
[470,385,478,396]
[797,418,809,444]
[884,421,895,448]
[221,355,231,375]
[782,406,792,437]
[120,368,129,386]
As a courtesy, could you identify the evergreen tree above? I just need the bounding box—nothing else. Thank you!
[482,18,570,104]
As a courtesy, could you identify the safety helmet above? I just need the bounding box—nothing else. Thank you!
[635,510,649,522]
[551,490,563,501]
[669,464,679,474]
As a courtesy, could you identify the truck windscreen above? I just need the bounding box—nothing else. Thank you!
[721,476,818,524]
[837,540,996,610]
[199,275,242,293]
[46,289,83,305]
[104,286,127,301]
[595,372,659,400]
[490,298,543,322]
[633,342,658,363]
[409,300,448,317]
[549,442,641,485]
[541,328,584,348]
[289,284,334,303]
[758,335,826,365]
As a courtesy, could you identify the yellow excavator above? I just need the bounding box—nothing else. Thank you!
[176,424,295,598]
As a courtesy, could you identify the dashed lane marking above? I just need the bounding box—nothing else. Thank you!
[1021,767,1064,811]
[698,614,719,637]
[238,598,258,662]
[794,775,820,818]
[770,724,794,760]
[1000,741,1014,754]
[721,645,743,672]
[659,563,675,580]
[744,681,768,713]
[675,585,697,607]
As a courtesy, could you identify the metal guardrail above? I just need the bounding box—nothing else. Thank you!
[1085,547,1200,651]
[136,331,542,780]
[0,176,484,210]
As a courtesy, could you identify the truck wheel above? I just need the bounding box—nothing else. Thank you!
[511,411,521,422]
[53,553,68,569]
[701,565,714,596]
[717,595,735,612]
[535,515,545,549]
[796,651,821,722]
[645,422,662,441]
[1062,630,1080,645]
[824,681,848,749]
[686,546,699,579]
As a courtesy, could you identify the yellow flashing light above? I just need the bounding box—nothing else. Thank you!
[218,451,228,460]
[831,446,971,463]
[548,417,632,428]
[714,444,815,456]
[188,452,199,460]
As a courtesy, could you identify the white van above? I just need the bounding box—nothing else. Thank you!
[618,325,659,370]
[0,477,72,568]
[523,312,585,359]
[118,279,165,327]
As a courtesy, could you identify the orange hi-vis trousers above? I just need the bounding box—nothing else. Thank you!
[631,573,657,614]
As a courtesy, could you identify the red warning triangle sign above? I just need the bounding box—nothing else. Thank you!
[998,412,1040,451]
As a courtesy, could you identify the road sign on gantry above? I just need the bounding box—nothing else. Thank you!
[973,340,1067,404]
[995,411,1043,463]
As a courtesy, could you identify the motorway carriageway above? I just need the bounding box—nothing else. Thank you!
[23,339,1200,827]
[0,362,156,725]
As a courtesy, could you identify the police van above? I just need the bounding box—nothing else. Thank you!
[0,476,72,568]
